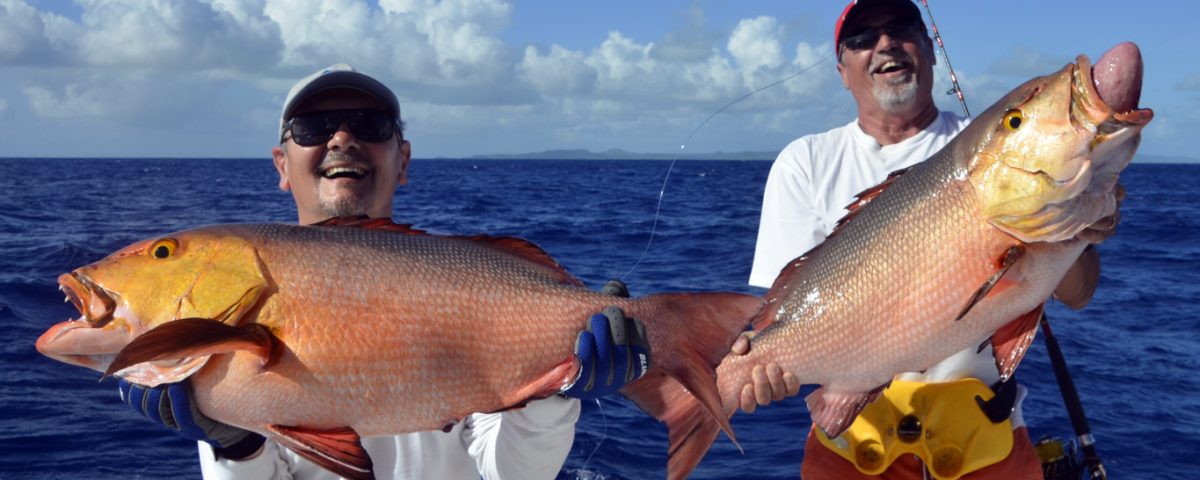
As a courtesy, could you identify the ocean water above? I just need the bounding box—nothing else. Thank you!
[1,158,1196,479]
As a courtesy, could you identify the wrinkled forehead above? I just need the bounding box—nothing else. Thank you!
[293,87,390,115]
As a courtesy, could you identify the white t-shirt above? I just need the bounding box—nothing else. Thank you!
[749,111,1025,427]
[197,396,580,479]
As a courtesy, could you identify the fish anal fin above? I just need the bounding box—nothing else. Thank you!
[269,425,374,480]
[104,318,275,379]
[992,304,1045,380]
[805,385,885,438]
[956,245,1026,321]
[489,356,579,413]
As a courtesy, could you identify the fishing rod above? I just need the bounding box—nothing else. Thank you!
[1041,315,1108,480]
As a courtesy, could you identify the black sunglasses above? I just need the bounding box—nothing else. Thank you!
[282,109,400,146]
[840,21,924,52]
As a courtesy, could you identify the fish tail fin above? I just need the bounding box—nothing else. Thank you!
[622,371,729,480]
[621,292,762,479]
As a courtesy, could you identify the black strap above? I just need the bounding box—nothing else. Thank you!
[975,375,1018,423]
[212,433,267,461]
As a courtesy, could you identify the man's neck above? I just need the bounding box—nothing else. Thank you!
[856,102,940,147]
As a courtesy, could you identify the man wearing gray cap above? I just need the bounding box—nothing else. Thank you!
[116,64,649,479]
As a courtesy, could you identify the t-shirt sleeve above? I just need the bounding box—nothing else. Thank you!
[463,396,581,480]
[749,143,828,289]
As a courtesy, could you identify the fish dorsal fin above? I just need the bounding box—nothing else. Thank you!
[990,304,1045,380]
[455,235,584,288]
[834,167,911,231]
[269,425,374,480]
[758,168,911,331]
[311,215,428,235]
[315,216,581,287]
[104,318,276,381]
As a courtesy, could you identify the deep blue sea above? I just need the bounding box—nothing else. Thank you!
[1,158,1197,479]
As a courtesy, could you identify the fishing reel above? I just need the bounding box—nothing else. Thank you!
[1034,436,1106,480]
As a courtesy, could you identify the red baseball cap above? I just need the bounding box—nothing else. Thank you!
[834,0,925,47]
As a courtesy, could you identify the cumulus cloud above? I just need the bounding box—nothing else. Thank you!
[3,0,852,157]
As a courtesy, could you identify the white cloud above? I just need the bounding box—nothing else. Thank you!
[728,16,785,74]
[25,83,104,117]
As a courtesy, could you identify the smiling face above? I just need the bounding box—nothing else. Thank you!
[836,5,936,117]
[272,88,411,225]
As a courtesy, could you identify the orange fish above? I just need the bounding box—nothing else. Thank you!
[647,42,1153,479]
[36,217,762,479]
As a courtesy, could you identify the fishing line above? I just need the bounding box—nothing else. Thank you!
[576,398,610,475]
[620,53,834,280]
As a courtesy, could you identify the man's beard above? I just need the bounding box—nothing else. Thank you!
[870,52,921,113]
[316,150,374,218]
[874,77,919,112]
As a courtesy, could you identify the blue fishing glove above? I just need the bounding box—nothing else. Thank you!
[118,379,266,460]
[561,280,651,400]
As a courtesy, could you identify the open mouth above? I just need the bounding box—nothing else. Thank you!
[875,60,909,74]
[59,272,115,327]
[1075,42,1152,127]
[319,165,370,180]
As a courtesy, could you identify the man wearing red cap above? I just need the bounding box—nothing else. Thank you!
[735,0,1115,478]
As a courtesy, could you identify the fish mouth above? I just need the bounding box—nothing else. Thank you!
[59,272,116,328]
[1072,42,1153,133]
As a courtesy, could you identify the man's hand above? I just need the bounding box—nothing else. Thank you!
[730,332,800,413]
[118,380,265,460]
[561,280,651,400]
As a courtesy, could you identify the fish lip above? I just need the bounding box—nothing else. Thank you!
[58,272,116,328]
[1073,54,1153,128]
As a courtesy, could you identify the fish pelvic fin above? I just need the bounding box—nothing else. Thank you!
[103,318,276,380]
[269,425,374,480]
[620,292,763,479]
[806,385,886,438]
[990,304,1045,381]
[956,245,1025,321]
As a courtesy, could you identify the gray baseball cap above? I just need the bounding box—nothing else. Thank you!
[279,64,400,142]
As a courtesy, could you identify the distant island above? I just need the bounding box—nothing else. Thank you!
[442,149,1197,164]
[460,148,778,161]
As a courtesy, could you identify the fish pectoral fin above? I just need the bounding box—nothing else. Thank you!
[269,425,374,480]
[103,318,275,379]
[956,245,1026,321]
[990,304,1045,381]
[805,385,885,439]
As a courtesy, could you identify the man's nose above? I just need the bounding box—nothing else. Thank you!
[326,121,361,150]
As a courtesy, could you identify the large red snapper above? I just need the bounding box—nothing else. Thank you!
[35,217,763,480]
[644,42,1152,479]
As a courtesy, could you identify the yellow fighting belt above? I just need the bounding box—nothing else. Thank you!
[815,378,1014,480]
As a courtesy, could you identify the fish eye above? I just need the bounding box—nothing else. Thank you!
[1002,109,1024,131]
[149,239,178,259]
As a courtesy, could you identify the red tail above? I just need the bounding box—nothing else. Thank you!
[619,292,760,479]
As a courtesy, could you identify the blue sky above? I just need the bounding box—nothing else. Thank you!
[1,0,1194,160]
